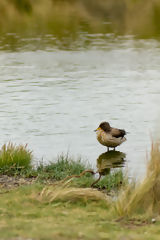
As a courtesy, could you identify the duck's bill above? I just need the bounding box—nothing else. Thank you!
[94,127,101,132]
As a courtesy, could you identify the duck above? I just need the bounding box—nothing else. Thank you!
[95,122,127,151]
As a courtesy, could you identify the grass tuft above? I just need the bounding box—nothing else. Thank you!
[36,154,87,181]
[37,185,108,203]
[0,143,32,174]
[114,142,160,217]
[95,170,126,191]
[70,169,127,192]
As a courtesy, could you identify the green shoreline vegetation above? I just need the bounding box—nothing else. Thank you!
[0,142,160,239]
[1,0,160,38]
[0,143,125,191]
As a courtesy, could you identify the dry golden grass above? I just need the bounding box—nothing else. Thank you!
[36,168,107,202]
[114,142,160,217]
[37,182,109,203]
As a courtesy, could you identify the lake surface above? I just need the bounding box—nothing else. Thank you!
[0,34,160,178]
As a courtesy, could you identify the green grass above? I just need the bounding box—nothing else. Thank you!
[95,170,126,190]
[0,143,126,193]
[0,183,159,240]
[36,154,87,181]
[0,143,32,174]
[69,169,126,192]
[35,155,126,192]
[0,142,160,239]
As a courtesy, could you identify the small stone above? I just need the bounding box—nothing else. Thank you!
[151,218,156,223]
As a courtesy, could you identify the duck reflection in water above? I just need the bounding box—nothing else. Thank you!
[97,151,126,174]
[91,150,126,187]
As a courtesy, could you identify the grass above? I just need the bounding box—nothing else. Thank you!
[38,185,108,204]
[114,142,160,218]
[0,184,159,239]
[34,158,127,193]
[36,154,87,181]
[0,142,160,239]
[0,142,126,192]
[69,170,126,192]
[95,170,126,190]
[0,143,32,174]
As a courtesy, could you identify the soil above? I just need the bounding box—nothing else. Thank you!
[0,175,36,189]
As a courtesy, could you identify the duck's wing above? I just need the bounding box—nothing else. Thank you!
[111,128,126,138]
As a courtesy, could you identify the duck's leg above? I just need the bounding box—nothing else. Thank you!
[107,147,109,152]
[113,147,116,151]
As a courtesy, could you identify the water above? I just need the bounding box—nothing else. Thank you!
[0,34,160,177]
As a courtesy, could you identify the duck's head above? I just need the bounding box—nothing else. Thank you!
[95,122,111,132]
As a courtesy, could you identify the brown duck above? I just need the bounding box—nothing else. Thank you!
[95,122,127,151]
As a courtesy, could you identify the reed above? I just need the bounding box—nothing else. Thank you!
[114,142,160,217]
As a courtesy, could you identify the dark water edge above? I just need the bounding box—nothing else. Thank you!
[1,32,160,52]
